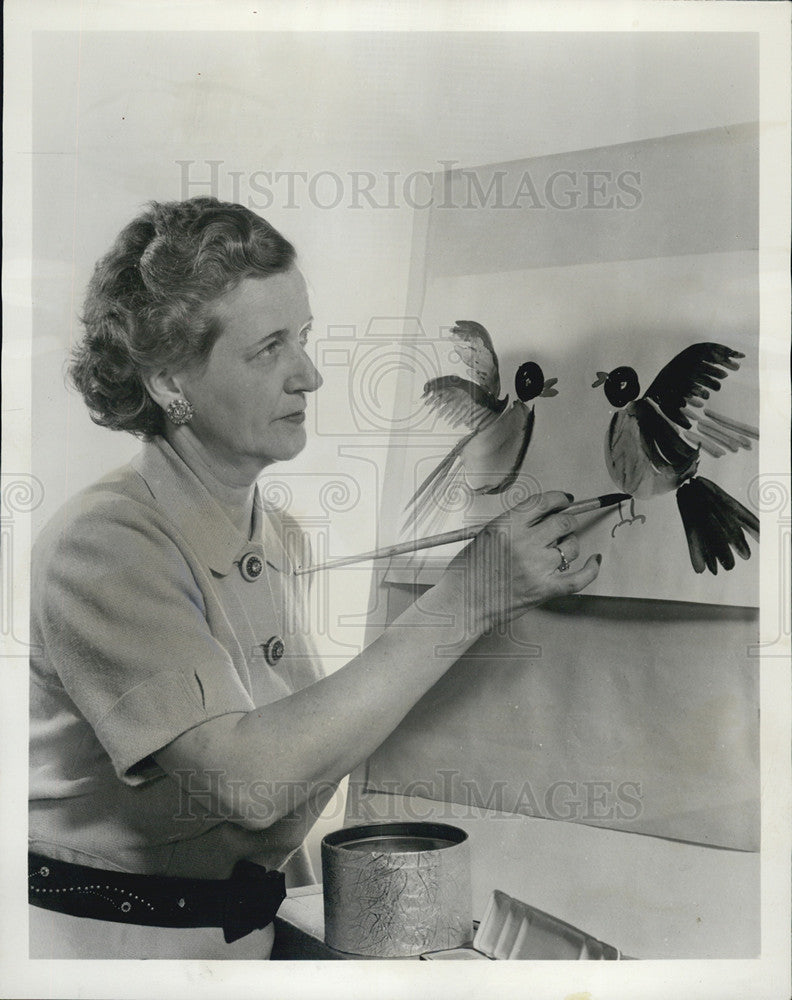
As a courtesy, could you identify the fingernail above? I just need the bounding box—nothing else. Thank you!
[595,553,603,565]
[564,492,575,502]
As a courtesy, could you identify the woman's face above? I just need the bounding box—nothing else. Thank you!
[174,267,322,479]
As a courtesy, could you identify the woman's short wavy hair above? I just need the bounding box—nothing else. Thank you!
[70,197,296,438]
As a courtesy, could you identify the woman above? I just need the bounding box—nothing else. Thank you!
[28,197,601,959]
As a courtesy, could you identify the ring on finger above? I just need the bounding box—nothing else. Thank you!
[554,545,570,573]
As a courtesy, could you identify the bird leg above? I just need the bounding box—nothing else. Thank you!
[610,498,646,537]
[629,497,646,526]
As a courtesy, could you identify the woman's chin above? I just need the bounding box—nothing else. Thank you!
[260,431,308,465]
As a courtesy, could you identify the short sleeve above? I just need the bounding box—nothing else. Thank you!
[32,495,256,785]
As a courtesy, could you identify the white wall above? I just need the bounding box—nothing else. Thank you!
[32,30,758,533]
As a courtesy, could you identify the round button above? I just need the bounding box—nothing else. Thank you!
[262,635,285,666]
[240,553,263,582]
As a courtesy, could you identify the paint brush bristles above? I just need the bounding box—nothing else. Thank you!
[294,492,630,575]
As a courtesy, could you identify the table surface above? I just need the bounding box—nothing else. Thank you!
[280,794,761,960]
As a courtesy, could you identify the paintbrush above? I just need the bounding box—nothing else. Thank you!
[293,492,631,575]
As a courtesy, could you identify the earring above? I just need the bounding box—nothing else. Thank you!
[166,398,195,425]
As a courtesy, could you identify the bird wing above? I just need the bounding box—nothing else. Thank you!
[450,320,501,398]
[633,398,699,473]
[422,374,507,432]
[643,342,743,431]
[604,400,699,497]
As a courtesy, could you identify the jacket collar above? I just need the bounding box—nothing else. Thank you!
[131,437,291,575]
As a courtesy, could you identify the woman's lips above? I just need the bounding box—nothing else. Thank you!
[280,411,306,423]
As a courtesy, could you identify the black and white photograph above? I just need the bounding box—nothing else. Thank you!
[2,2,790,998]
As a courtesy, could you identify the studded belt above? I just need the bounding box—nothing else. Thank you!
[28,851,286,944]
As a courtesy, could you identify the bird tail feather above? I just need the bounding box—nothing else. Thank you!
[402,451,465,534]
[676,476,759,575]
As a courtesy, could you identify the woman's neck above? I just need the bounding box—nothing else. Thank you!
[164,429,260,538]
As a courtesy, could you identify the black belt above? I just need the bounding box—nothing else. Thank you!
[28,851,286,944]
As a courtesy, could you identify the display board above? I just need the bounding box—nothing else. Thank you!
[363,125,760,851]
[362,585,759,851]
[380,124,760,607]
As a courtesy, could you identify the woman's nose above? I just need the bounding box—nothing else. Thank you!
[286,348,324,394]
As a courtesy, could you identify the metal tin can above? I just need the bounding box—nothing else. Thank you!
[321,821,472,957]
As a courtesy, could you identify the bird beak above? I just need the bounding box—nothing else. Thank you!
[591,372,608,388]
[540,377,559,398]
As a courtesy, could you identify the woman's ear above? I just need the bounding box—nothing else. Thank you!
[143,369,187,412]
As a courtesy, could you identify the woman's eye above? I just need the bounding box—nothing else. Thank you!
[255,341,281,359]
[253,327,311,359]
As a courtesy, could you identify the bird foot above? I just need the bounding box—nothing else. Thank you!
[610,513,646,537]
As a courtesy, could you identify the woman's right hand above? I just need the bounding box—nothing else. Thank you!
[443,492,602,635]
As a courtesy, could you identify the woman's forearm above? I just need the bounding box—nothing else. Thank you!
[155,570,480,828]
[155,492,600,831]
